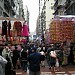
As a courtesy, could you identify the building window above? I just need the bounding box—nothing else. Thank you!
[0,0,3,2]
[0,6,3,16]
[51,3,54,5]
[51,6,53,9]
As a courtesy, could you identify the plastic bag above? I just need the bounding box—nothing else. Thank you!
[0,55,7,64]
[27,67,29,75]
[56,60,59,67]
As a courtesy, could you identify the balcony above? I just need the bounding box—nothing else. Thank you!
[54,0,58,7]
[65,0,71,9]
[11,8,16,16]
[53,9,58,15]
[11,0,15,7]
[65,0,75,13]
[4,0,12,9]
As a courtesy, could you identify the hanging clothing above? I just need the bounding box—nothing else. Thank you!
[2,21,7,35]
[13,21,22,36]
[17,21,22,36]
[21,39,26,44]
[8,21,11,36]
[21,22,29,37]
[13,21,18,36]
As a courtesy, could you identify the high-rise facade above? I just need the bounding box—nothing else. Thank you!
[23,5,29,25]
[36,0,55,43]
[0,0,24,19]
[53,0,75,15]
[53,0,66,15]
[45,0,55,29]
[0,0,15,17]
[65,0,75,15]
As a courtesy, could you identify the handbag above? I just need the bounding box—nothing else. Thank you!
[50,51,56,58]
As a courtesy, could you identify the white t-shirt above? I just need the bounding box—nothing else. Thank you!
[40,51,45,55]
[50,51,56,55]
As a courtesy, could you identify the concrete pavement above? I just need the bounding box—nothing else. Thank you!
[16,65,75,75]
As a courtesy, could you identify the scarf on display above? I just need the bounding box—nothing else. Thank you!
[2,20,7,35]
[21,22,29,37]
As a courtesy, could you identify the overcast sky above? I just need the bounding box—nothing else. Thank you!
[23,0,39,33]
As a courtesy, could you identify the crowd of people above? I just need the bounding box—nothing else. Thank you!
[0,42,74,75]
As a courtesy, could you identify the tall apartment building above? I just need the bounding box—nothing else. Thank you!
[14,0,24,19]
[23,5,29,25]
[53,0,75,15]
[0,0,24,19]
[65,0,75,15]
[36,0,45,36]
[36,0,55,42]
[53,0,66,15]
[45,0,55,29]
[36,17,40,36]
[0,0,15,17]
[40,0,55,32]
[0,0,4,16]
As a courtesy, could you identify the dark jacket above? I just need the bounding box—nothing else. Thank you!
[28,52,41,72]
[13,50,20,60]
[21,50,27,61]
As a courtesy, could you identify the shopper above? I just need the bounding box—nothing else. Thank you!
[27,47,41,75]
[12,46,20,69]
[50,48,56,71]
[21,48,27,71]
[46,45,52,69]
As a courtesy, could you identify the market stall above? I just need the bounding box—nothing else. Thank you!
[0,17,29,45]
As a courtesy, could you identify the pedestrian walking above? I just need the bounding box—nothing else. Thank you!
[46,45,52,69]
[12,46,20,69]
[27,47,41,75]
[40,50,45,67]
[57,50,63,70]
[50,48,56,71]
[20,48,27,71]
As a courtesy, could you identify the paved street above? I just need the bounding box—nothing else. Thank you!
[16,65,75,75]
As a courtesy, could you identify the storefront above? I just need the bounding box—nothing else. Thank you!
[0,17,29,45]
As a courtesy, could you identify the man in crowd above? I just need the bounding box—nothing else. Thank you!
[27,47,41,75]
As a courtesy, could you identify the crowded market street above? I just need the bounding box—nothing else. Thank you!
[0,0,75,75]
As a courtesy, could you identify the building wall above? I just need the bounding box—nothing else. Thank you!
[58,0,66,5]
[65,0,75,15]
[0,0,24,18]
[53,0,66,15]
[46,0,54,29]
[0,0,4,16]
